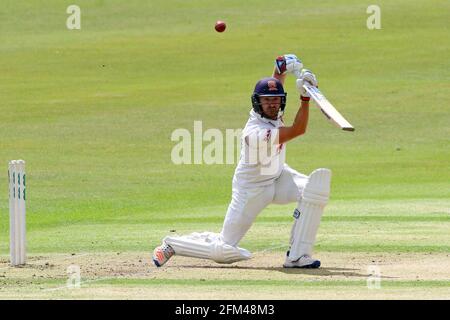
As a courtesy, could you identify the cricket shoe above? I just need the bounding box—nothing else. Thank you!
[152,242,175,267]
[283,252,321,269]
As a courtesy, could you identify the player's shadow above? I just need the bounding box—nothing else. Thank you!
[177,265,396,279]
[278,267,396,279]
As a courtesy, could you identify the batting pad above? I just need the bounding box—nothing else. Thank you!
[288,168,331,261]
[164,232,252,264]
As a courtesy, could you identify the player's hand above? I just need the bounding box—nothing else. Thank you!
[296,69,318,98]
[275,54,303,75]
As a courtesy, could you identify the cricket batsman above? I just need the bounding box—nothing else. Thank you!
[153,54,331,268]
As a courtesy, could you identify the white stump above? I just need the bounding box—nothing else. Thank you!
[9,160,26,266]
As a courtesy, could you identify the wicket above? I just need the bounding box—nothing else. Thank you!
[8,160,26,266]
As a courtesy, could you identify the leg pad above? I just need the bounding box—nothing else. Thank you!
[288,168,331,261]
[165,232,252,264]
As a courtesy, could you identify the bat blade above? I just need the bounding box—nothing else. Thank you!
[303,84,355,132]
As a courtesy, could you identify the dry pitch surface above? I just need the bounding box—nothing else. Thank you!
[1,251,449,299]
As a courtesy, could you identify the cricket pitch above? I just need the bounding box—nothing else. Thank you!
[1,251,449,300]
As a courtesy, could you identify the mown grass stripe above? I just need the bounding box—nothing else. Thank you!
[2,278,448,289]
[30,215,450,229]
[4,244,449,255]
[244,244,450,254]
[88,278,450,288]
[0,278,64,287]
[312,245,450,253]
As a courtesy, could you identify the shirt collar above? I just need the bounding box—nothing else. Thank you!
[250,109,279,127]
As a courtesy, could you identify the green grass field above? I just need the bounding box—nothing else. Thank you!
[0,0,449,299]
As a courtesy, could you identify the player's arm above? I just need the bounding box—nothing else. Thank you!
[273,69,287,86]
[278,99,309,144]
[278,69,318,144]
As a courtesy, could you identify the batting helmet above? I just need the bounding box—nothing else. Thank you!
[251,77,287,118]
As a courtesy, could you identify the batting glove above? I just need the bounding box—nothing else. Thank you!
[275,54,303,75]
[296,69,317,99]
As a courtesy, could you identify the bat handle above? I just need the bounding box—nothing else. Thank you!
[294,70,302,79]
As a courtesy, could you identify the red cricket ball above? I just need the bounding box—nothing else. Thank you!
[215,20,226,33]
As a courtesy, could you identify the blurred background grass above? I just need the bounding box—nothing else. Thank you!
[0,0,449,254]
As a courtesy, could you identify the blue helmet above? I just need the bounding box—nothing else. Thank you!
[251,77,287,118]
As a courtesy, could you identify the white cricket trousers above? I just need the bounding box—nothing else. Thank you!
[220,164,308,246]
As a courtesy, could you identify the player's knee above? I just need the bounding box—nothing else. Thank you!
[301,168,332,206]
[211,240,252,263]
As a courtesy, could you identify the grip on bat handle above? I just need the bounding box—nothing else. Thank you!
[294,70,302,79]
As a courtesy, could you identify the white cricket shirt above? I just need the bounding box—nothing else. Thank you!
[233,110,286,188]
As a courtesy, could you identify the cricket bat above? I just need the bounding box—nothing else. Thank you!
[293,69,354,131]
[303,84,355,132]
